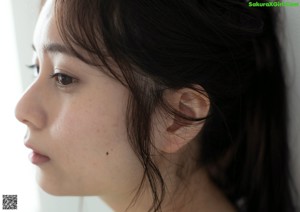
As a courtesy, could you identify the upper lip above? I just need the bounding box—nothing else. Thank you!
[24,141,49,157]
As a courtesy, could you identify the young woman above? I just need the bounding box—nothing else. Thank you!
[15,0,296,211]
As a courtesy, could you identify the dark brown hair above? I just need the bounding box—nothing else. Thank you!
[54,0,295,211]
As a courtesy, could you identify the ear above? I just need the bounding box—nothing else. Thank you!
[154,86,210,154]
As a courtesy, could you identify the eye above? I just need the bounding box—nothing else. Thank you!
[50,73,78,86]
[27,64,40,77]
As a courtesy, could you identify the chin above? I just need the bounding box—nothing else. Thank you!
[38,183,84,196]
[36,172,72,196]
[35,171,102,196]
[37,178,96,197]
[38,181,67,196]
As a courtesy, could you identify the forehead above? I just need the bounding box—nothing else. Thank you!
[33,0,61,51]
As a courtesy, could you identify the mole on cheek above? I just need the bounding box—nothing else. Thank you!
[106,152,109,156]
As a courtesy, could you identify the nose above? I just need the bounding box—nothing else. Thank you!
[15,81,47,130]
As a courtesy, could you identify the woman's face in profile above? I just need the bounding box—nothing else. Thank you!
[15,0,144,197]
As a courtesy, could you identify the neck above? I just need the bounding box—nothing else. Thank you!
[100,140,235,212]
[99,168,236,212]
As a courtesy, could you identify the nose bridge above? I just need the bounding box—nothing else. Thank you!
[15,78,47,130]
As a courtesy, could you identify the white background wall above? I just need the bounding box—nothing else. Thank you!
[0,0,112,211]
[1,0,299,211]
[0,0,39,211]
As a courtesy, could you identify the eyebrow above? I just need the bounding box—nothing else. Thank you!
[32,43,76,57]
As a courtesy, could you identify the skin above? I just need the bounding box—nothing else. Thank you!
[15,1,236,211]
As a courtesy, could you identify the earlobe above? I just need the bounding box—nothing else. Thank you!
[158,87,210,154]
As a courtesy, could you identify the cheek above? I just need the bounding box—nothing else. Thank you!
[50,99,128,158]
[44,95,145,195]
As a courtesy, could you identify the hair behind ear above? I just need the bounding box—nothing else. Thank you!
[202,5,296,211]
[238,7,295,211]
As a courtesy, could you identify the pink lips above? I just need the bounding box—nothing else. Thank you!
[25,142,50,165]
[29,151,50,165]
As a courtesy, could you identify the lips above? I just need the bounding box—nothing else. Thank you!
[24,142,50,165]
[28,151,50,165]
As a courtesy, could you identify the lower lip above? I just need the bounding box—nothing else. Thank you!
[29,152,50,165]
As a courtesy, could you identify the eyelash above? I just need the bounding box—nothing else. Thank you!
[49,73,78,87]
[26,64,78,87]
[26,64,39,77]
